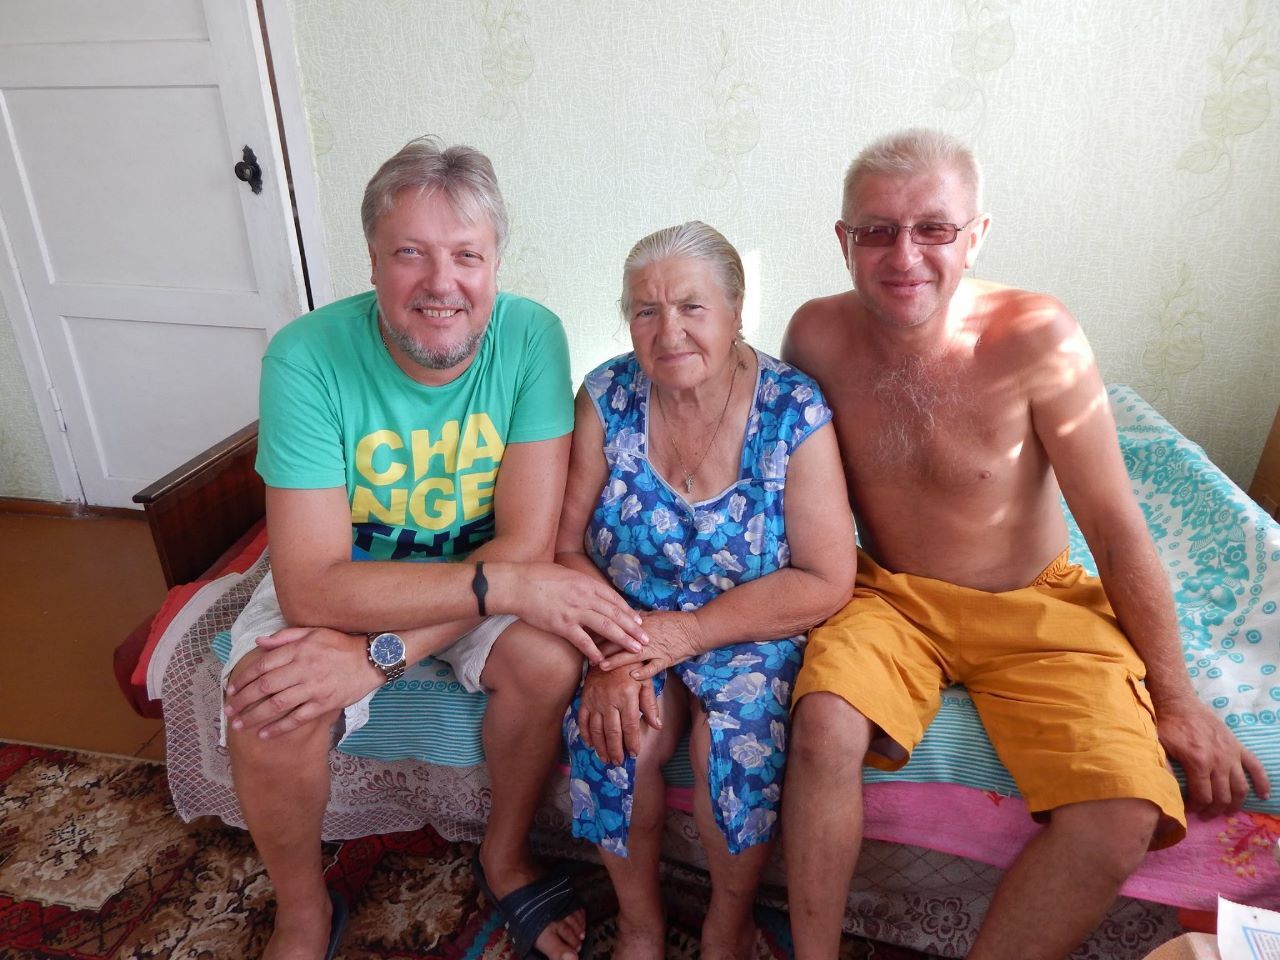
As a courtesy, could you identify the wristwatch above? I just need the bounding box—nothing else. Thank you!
[366,631,407,684]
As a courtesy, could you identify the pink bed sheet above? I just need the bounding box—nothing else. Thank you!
[856,781,1280,912]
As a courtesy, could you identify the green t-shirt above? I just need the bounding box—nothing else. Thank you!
[256,290,573,561]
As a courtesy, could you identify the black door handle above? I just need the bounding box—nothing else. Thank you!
[234,145,263,194]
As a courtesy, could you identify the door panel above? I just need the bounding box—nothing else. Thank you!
[61,314,264,479]
[0,0,305,507]
[0,1,208,43]
[8,87,258,290]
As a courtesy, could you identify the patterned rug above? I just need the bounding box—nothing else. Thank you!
[0,742,943,959]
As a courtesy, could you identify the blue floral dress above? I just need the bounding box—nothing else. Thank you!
[564,349,832,856]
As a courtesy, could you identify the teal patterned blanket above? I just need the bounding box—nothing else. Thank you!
[210,385,1280,812]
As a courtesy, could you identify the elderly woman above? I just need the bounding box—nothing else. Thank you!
[557,222,856,960]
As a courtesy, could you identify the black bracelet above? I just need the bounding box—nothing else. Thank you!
[472,561,488,617]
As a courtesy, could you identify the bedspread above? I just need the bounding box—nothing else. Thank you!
[153,385,1279,951]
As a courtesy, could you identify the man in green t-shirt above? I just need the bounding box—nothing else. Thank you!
[220,138,646,960]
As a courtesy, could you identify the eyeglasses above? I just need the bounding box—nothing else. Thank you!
[842,216,979,248]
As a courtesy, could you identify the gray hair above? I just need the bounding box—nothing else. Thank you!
[842,128,983,219]
[361,136,509,250]
[620,221,745,317]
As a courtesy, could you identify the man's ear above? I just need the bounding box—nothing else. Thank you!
[368,243,378,285]
[964,214,992,270]
[834,221,852,270]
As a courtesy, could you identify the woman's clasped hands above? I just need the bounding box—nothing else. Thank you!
[599,610,706,678]
[577,611,706,763]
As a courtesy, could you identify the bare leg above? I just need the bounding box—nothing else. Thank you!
[968,798,1159,960]
[783,693,875,960]
[687,695,772,960]
[226,648,338,960]
[478,622,590,960]
[599,681,688,960]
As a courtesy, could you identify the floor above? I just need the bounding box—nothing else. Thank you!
[0,511,168,760]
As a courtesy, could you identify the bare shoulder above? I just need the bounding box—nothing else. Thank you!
[971,285,1108,428]
[782,291,858,373]
[972,282,1074,340]
[971,283,1086,365]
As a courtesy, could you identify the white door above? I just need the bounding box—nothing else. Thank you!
[0,0,306,507]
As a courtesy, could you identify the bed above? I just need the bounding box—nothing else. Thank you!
[118,385,1280,959]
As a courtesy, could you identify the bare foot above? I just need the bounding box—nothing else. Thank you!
[478,844,586,960]
[261,894,333,960]
[612,912,666,960]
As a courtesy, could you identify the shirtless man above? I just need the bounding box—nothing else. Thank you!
[780,128,1270,960]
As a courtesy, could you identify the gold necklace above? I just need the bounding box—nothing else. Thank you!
[655,347,743,494]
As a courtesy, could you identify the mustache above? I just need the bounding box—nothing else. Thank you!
[407,295,472,312]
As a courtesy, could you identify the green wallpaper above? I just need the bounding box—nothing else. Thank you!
[285,0,1280,485]
[0,296,60,500]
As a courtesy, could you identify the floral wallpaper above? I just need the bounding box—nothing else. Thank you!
[0,297,59,500]
[282,0,1279,487]
[0,6,1200,516]
[1,0,1275,500]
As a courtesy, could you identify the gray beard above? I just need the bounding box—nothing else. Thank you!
[871,354,969,470]
[381,317,483,370]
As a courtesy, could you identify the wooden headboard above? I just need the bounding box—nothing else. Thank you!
[1250,406,1280,519]
[132,421,265,588]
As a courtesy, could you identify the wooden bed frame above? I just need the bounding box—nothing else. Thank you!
[132,421,264,589]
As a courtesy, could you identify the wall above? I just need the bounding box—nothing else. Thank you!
[0,294,60,500]
[4,0,1273,499]
[283,0,1280,487]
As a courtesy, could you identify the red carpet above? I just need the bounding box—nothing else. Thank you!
[0,742,942,959]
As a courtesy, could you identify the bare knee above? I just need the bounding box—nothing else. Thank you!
[627,748,673,833]
[225,651,341,769]
[1047,798,1159,880]
[605,682,687,791]
[226,709,339,774]
[788,692,874,776]
[648,688,690,767]
[482,621,584,707]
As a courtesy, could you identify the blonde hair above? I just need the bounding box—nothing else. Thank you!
[842,128,983,219]
[361,136,509,250]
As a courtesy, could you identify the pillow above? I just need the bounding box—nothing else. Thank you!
[113,521,267,718]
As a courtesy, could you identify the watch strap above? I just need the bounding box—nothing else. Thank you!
[381,660,406,683]
[472,561,488,617]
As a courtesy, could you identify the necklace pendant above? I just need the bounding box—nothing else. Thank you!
[684,474,695,493]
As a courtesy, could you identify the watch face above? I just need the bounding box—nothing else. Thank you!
[369,632,405,667]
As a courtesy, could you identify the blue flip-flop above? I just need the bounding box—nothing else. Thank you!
[324,888,349,960]
[470,850,591,960]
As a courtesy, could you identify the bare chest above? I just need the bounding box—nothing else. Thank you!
[827,357,1033,493]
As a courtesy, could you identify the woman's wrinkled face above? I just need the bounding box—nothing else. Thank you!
[625,257,741,391]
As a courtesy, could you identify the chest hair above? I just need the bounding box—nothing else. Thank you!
[864,352,983,483]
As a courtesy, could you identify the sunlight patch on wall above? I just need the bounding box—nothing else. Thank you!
[742,248,762,347]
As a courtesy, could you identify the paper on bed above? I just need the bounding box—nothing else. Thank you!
[1217,895,1280,959]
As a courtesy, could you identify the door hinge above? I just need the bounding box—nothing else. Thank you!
[48,385,67,433]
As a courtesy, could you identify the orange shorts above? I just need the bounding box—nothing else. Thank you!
[795,549,1186,848]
